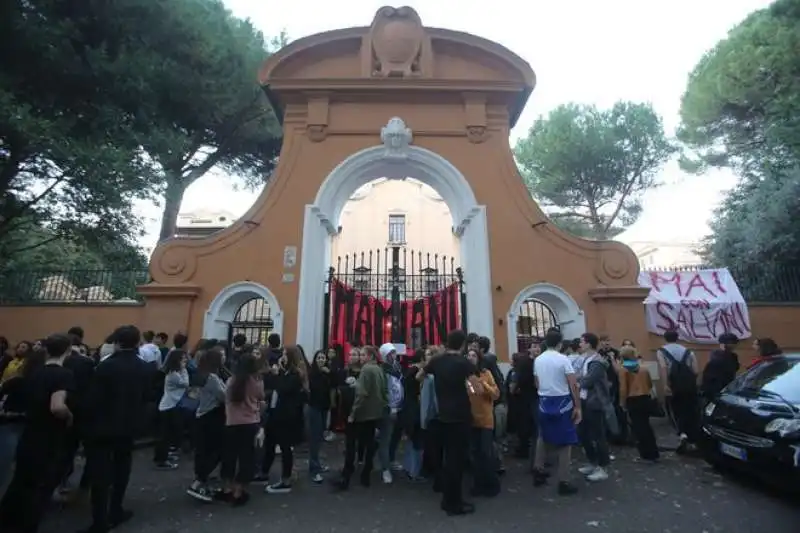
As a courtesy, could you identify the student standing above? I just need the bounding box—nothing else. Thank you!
[0,333,75,533]
[421,330,479,516]
[531,329,581,496]
[79,326,152,533]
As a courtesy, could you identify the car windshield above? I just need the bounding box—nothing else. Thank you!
[726,358,800,404]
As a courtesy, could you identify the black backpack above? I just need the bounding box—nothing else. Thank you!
[659,348,697,395]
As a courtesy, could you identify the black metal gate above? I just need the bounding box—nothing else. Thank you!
[322,247,466,350]
[515,298,559,352]
[228,297,275,346]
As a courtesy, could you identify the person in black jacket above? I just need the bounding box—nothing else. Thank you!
[58,337,97,495]
[701,333,740,401]
[78,326,153,533]
[260,345,307,494]
[307,350,332,483]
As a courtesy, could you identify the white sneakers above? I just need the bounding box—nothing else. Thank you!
[381,470,393,484]
[578,464,609,481]
[585,466,609,482]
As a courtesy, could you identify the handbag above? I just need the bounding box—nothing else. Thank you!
[177,387,200,412]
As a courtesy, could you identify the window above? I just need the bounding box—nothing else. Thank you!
[353,266,371,292]
[388,214,406,244]
[726,358,800,403]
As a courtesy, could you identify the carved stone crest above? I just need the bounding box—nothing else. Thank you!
[306,125,328,142]
[381,117,412,157]
[363,6,432,78]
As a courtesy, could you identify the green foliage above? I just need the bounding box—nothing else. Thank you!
[677,0,800,174]
[704,164,800,268]
[514,102,675,240]
[0,0,157,254]
[117,0,284,241]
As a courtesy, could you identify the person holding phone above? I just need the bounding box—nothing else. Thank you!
[260,346,307,495]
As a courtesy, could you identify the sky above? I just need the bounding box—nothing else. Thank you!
[134,0,772,251]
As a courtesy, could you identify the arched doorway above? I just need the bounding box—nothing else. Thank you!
[229,297,275,346]
[296,117,493,352]
[515,298,559,352]
[506,282,586,355]
[204,281,284,342]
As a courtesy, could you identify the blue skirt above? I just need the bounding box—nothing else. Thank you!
[537,395,578,446]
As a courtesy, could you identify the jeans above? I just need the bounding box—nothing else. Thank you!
[194,408,225,483]
[153,408,182,464]
[85,437,134,528]
[403,439,423,477]
[0,424,22,497]
[579,404,610,468]
[470,427,500,495]
[343,420,378,479]
[627,396,660,460]
[220,424,259,485]
[262,427,294,482]
[440,422,471,510]
[307,406,326,476]
[377,411,396,471]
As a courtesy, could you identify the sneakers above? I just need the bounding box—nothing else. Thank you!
[266,481,292,494]
[558,481,579,496]
[381,470,393,484]
[323,431,335,442]
[154,461,178,471]
[186,484,214,503]
[251,473,270,485]
[310,473,324,484]
[586,466,609,482]
[578,464,596,475]
[390,462,404,472]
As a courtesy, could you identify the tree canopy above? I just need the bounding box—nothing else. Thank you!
[677,0,800,175]
[0,0,284,277]
[679,0,800,279]
[514,102,675,240]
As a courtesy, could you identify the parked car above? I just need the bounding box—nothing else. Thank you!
[700,353,800,492]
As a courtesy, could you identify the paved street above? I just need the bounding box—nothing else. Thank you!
[41,433,798,533]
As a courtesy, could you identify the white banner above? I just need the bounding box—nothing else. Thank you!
[638,268,752,344]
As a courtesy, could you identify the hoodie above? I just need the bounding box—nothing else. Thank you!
[579,354,612,411]
[701,349,739,399]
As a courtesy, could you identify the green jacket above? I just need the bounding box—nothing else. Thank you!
[351,362,388,422]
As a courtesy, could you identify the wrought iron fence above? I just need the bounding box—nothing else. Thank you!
[642,264,800,302]
[0,269,150,305]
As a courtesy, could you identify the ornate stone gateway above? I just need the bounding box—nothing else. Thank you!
[135,6,645,358]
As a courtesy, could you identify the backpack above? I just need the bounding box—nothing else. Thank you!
[387,374,404,411]
[659,348,697,395]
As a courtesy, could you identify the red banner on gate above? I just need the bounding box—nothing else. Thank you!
[329,279,460,352]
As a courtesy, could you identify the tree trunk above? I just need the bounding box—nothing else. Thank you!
[158,177,187,242]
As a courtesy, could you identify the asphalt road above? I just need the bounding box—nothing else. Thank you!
[42,435,798,533]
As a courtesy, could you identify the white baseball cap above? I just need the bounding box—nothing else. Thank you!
[379,343,397,359]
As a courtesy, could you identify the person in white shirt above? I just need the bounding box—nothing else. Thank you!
[532,329,581,496]
[138,330,161,365]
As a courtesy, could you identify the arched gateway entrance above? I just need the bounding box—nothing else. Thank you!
[297,118,493,352]
[143,6,645,358]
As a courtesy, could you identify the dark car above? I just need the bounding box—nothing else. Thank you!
[700,353,800,491]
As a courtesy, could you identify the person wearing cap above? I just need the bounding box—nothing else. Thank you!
[701,333,741,401]
[377,343,404,484]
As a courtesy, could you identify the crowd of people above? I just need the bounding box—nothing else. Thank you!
[0,324,783,532]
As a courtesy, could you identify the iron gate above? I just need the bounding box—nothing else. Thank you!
[228,297,275,346]
[515,298,559,352]
[322,247,466,350]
